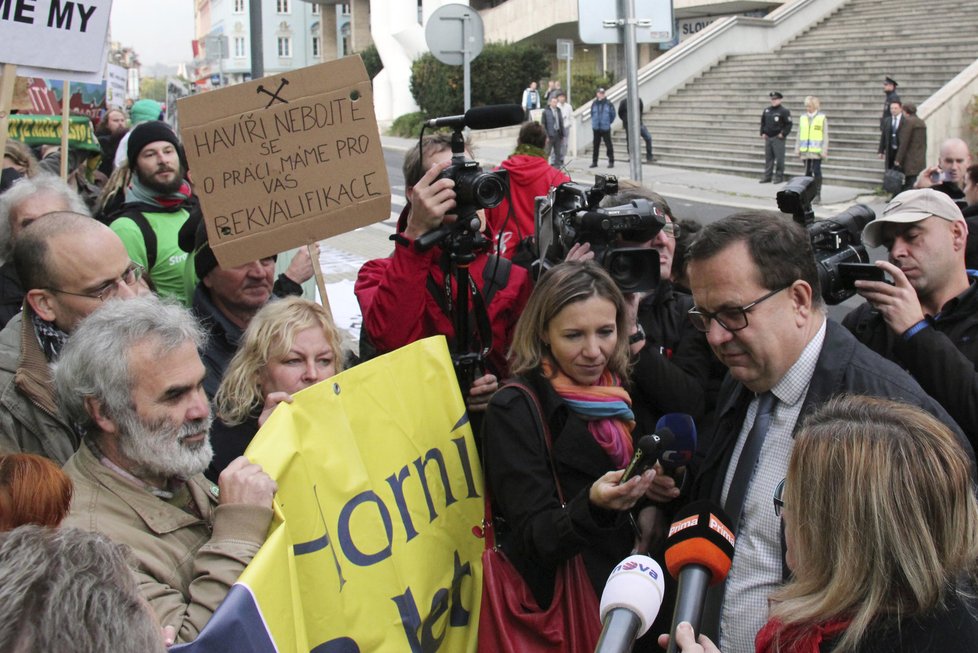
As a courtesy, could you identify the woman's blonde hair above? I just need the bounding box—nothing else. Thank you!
[215,297,344,424]
[508,260,631,382]
[3,141,39,177]
[804,95,820,112]
[767,394,978,652]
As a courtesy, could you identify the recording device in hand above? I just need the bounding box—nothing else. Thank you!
[414,105,524,396]
[654,413,697,472]
[837,262,889,291]
[777,176,877,305]
[595,555,666,653]
[619,429,675,485]
[663,501,736,653]
[534,175,666,293]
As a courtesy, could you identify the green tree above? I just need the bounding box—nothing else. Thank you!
[409,42,549,117]
[357,43,383,80]
[139,77,167,102]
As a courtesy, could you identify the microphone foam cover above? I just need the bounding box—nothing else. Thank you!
[463,104,525,130]
[599,555,665,637]
[656,413,697,470]
[664,500,735,585]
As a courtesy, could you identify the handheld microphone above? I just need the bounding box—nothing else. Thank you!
[594,555,666,653]
[654,413,697,471]
[663,501,736,653]
[619,429,675,485]
[424,104,525,130]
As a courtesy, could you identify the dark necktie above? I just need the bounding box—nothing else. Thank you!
[723,391,777,530]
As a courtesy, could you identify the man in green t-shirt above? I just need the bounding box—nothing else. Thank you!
[109,121,194,304]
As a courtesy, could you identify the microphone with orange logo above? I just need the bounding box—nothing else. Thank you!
[663,501,736,653]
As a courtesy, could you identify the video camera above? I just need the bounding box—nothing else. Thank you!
[535,175,666,293]
[777,176,877,305]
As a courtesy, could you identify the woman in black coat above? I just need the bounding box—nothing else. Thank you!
[483,261,657,609]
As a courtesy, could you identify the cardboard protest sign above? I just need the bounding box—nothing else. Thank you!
[0,0,112,74]
[177,56,391,269]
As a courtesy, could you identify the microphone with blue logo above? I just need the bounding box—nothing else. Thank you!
[594,555,666,653]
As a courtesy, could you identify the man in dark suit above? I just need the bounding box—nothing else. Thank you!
[879,99,902,170]
[678,211,970,653]
[541,95,565,167]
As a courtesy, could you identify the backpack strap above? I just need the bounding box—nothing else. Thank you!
[108,208,158,270]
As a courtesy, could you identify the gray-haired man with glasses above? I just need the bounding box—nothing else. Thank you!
[678,211,968,653]
[0,212,149,465]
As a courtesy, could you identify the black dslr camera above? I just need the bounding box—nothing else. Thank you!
[535,175,666,293]
[777,176,877,305]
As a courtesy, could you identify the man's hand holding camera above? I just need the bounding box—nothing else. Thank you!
[854,261,925,335]
[404,159,456,241]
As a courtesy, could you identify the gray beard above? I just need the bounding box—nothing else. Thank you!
[116,410,214,481]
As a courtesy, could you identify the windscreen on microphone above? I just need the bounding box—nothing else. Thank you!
[664,501,735,586]
[599,555,666,638]
[619,429,675,484]
[462,104,525,130]
[655,413,697,471]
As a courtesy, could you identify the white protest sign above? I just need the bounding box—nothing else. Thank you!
[0,0,112,74]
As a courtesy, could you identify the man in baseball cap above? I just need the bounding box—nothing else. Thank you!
[843,188,978,444]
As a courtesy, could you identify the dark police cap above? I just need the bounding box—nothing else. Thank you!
[884,76,898,87]
[769,91,783,99]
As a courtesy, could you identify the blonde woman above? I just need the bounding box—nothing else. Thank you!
[207,297,344,480]
[796,95,827,203]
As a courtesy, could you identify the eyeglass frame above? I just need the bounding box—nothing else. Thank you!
[44,262,145,302]
[687,285,790,333]
[773,477,786,517]
[661,222,680,239]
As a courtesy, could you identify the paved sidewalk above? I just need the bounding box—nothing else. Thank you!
[382,133,888,220]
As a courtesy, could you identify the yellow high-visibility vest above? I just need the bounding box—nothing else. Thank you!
[799,113,826,154]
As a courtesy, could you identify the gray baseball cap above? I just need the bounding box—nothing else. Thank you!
[862,189,964,247]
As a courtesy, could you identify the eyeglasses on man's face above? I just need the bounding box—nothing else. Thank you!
[46,262,145,302]
[687,285,789,333]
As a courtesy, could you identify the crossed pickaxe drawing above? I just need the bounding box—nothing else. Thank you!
[257,78,290,108]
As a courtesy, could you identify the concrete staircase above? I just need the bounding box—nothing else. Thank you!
[619,0,978,188]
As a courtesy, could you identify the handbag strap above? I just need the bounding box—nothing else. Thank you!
[482,380,566,551]
[498,381,566,504]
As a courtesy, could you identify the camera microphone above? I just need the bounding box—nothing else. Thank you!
[424,104,525,130]
[595,555,666,653]
[664,501,736,653]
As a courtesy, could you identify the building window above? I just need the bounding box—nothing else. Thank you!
[277,36,292,57]
[234,36,246,58]
[341,3,350,15]
[312,36,321,57]
[311,3,319,14]
[276,0,290,13]
[233,0,245,13]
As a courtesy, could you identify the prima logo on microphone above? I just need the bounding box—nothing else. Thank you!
[614,558,660,580]
[709,513,735,547]
[668,514,698,538]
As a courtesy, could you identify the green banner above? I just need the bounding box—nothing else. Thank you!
[7,114,101,153]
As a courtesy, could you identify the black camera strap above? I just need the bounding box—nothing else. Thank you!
[426,256,508,363]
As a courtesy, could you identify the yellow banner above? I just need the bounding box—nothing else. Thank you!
[239,336,484,652]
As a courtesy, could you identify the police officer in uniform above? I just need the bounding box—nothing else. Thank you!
[760,91,792,183]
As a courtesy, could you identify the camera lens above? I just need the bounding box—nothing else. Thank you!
[470,173,506,209]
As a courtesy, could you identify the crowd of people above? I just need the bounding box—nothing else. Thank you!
[2,86,978,653]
